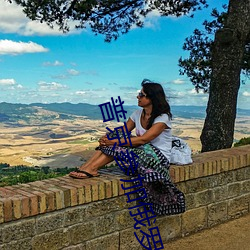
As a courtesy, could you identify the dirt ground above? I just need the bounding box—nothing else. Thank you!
[164,213,250,250]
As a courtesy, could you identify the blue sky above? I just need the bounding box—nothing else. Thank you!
[0,0,249,108]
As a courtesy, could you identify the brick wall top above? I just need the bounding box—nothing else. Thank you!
[0,145,249,224]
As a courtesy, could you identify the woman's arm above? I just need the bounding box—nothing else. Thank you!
[99,118,135,146]
[100,122,167,147]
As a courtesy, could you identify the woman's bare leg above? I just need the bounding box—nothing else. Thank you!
[81,150,103,168]
[69,149,114,178]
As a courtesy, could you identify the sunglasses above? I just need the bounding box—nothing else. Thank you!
[138,92,146,98]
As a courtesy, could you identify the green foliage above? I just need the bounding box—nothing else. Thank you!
[0,164,78,187]
[234,137,250,147]
[8,0,208,42]
[179,5,250,92]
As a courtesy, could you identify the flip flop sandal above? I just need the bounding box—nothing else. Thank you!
[69,169,100,179]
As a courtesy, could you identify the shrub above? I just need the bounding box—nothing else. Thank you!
[234,137,250,147]
[0,165,78,187]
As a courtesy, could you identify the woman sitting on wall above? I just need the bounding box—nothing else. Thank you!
[69,79,185,215]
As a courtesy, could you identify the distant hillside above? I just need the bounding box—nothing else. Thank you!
[0,102,249,124]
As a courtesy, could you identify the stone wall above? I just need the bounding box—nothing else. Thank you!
[0,145,249,249]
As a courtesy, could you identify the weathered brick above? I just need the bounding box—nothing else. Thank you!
[53,186,70,208]
[0,200,5,223]
[185,193,196,210]
[207,161,213,175]
[232,155,238,170]
[61,185,78,206]
[83,184,92,203]
[2,218,36,243]
[195,189,214,207]
[179,166,185,181]
[104,180,112,198]
[241,179,250,194]
[32,228,70,250]
[208,201,227,227]
[228,156,234,170]
[212,160,217,175]
[64,207,85,226]
[213,185,228,201]
[245,166,250,179]
[198,163,205,177]
[44,190,56,211]
[98,181,105,200]
[239,154,248,168]
[114,209,134,231]
[1,198,12,222]
[12,189,38,216]
[185,178,208,193]
[36,212,64,234]
[31,190,46,214]
[181,206,208,235]
[235,168,246,181]
[118,179,126,195]
[12,197,22,220]
[228,182,241,198]
[174,166,180,183]
[184,165,190,180]
[228,195,249,219]
[59,179,86,205]
[91,183,99,201]
[157,214,181,242]
[86,232,119,250]
[68,221,96,244]
[30,194,38,216]
[120,227,143,250]
[169,166,176,182]
[0,238,32,250]
[62,244,86,250]
[112,179,119,197]
[175,182,187,194]
[247,153,250,166]
[220,159,229,173]
[194,164,201,179]
[84,196,130,219]
[0,187,16,198]
[48,187,65,210]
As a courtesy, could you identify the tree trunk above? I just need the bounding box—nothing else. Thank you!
[200,0,250,152]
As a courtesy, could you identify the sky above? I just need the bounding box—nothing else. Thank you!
[0,0,249,109]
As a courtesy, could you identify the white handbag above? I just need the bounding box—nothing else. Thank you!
[170,136,193,165]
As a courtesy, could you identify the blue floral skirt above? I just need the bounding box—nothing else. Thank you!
[96,141,185,216]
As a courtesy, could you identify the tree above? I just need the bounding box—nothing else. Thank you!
[8,0,250,152]
[200,0,250,152]
[179,2,250,152]
[179,6,250,92]
[8,0,208,42]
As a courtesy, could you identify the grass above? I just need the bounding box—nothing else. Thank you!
[0,164,78,187]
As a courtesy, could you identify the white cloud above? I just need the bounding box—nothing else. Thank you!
[68,69,80,76]
[243,91,250,97]
[0,78,16,85]
[75,91,86,95]
[172,79,185,85]
[38,81,68,91]
[43,60,63,66]
[188,89,206,95]
[0,0,82,36]
[0,39,48,55]
[17,84,24,89]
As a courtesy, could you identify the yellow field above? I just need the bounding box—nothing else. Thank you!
[0,116,249,167]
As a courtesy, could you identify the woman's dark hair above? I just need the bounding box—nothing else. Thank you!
[141,79,172,129]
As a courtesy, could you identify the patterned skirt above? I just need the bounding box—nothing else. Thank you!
[96,141,185,215]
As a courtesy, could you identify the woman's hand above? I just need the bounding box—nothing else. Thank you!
[99,136,118,147]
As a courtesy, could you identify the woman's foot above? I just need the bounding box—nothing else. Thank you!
[69,168,99,179]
